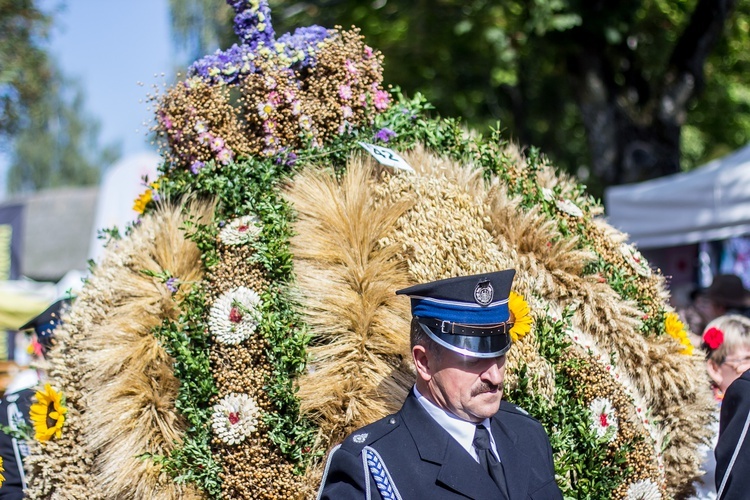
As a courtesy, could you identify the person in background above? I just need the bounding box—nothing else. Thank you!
[0,298,69,499]
[699,314,750,499]
[674,284,710,347]
[701,274,750,324]
[318,269,561,499]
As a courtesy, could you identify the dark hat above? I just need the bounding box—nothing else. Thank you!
[396,269,516,358]
[705,274,750,308]
[19,298,70,353]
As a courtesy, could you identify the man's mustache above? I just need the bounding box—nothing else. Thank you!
[471,382,502,396]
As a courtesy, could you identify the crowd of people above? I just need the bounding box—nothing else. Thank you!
[672,273,750,499]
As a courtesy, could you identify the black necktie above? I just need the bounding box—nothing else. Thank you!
[473,424,510,499]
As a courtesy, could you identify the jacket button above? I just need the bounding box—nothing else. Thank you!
[389,417,396,425]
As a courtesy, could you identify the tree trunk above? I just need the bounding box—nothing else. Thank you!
[567,0,736,187]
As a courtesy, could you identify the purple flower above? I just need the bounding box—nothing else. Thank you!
[230,0,275,47]
[275,25,330,70]
[375,127,396,142]
[188,44,257,84]
[166,277,178,293]
[190,161,205,174]
[274,148,297,166]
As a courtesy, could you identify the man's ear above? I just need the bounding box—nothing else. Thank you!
[707,359,723,388]
[412,345,432,383]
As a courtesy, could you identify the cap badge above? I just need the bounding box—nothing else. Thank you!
[474,280,494,306]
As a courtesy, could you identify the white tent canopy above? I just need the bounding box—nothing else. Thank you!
[605,142,750,249]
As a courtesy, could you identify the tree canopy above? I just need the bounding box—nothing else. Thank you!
[6,71,121,193]
[0,0,54,145]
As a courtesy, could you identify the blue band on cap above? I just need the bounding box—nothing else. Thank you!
[411,298,510,325]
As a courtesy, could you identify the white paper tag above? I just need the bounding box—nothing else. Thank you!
[358,142,414,173]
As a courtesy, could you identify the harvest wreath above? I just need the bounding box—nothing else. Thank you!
[23,1,713,499]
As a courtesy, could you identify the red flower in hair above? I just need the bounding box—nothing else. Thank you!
[703,327,725,350]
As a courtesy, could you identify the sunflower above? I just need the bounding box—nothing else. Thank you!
[508,291,532,342]
[132,180,161,214]
[132,189,153,214]
[665,312,693,356]
[29,383,67,442]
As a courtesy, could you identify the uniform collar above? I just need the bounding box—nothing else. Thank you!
[413,386,500,460]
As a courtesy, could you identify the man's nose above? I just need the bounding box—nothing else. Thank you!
[481,359,504,385]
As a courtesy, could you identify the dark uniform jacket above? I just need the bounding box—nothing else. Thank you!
[0,387,34,499]
[318,391,562,499]
[715,370,750,499]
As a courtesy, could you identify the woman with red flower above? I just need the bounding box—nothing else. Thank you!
[700,314,750,499]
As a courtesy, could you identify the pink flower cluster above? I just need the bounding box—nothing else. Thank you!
[195,121,235,165]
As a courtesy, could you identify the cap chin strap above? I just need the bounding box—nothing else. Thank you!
[416,316,513,336]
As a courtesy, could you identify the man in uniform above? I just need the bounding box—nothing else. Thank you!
[318,269,562,499]
[0,298,69,499]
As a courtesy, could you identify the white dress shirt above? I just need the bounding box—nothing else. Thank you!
[414,386,501,462]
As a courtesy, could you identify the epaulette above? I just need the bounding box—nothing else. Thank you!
[340,413,401,454]
[498,400,536,421]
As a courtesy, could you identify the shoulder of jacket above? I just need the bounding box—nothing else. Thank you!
[498,400,539,423]
[339,413,402,455]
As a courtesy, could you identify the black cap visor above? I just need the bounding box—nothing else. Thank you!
[418,321,511,358]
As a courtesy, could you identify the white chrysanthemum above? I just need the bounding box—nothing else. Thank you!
[620,243,651,277]
[589,397,619,442]
[626,479,662,500]
[555,198,583,217]
[218,215,262,246]
[211,393,260,445]
[541,187,555,201]
[209,286,262,344]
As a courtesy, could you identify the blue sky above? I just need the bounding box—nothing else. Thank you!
[50,0,175,158]
[0,0,176,198]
